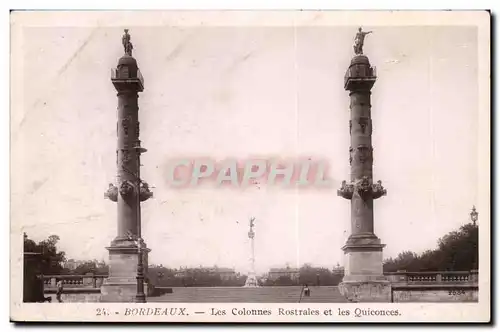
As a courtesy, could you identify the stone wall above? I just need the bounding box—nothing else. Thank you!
[45,292,102,303]
[387,270,479,303]
[392,285,478,302]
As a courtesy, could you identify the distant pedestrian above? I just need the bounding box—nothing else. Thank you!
[56,279,63,302]
[304,284,310,297]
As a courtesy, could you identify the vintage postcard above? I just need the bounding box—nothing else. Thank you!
[10,10,490,323]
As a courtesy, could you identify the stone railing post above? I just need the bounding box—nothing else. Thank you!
[397,270,408,283]
[470,270,479,283]
[50,277,56,287]
[436,273,442,283]
[92,276,97,288]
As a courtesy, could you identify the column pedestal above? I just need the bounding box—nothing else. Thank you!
[339,236,391,302]
[100,241,152,302]
[244,273,259,288]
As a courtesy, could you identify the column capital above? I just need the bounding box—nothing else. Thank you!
[104,183,118,202]
[337,177,387,200]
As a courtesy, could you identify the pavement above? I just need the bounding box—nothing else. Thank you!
[150,286,348,303]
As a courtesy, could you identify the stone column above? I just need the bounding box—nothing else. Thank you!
[337,53,391,302]
[101,31,153,302]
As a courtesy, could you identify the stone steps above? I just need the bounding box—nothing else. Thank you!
[151,286,348,303]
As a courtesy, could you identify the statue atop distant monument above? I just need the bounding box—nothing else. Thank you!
[122,29,134,56]
[353,27,372,55]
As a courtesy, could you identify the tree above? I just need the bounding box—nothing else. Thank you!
[383,222,478,272]
[24,234,66,275]
[299,264,343,286]
[274,275,295,286]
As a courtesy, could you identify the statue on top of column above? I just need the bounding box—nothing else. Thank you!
[122,29,134,56]
[353,27,372,55]
[249,217,255,230]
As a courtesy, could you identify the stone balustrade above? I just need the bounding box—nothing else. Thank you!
[385,270,478,285]
[43,274,108,289]
[386,270,479,303]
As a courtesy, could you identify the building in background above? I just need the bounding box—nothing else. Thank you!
[174,266,238,280]
[267,266,300,282]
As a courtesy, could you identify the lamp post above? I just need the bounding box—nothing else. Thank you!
[470,205,478,226]
[470,205,479,271]
[135,236,146,303]
[126,229,146,303]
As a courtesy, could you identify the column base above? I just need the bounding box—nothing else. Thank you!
[338,280,392,303]
[100,243,153,303]
[243,273,260,287]
[101,280,149,303]
[340,234,391,302]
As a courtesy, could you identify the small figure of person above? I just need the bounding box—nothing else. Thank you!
[56,279,64,303]
[304,284,311,297]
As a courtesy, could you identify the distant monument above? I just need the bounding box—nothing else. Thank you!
[337,28,391,302]
[244,217,259,287]
[101,29,153,302]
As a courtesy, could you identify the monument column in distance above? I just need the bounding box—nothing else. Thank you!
[244,217,259,287]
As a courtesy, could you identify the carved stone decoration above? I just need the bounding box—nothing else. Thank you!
[135,122,140,138]
[358,117,369,134]
[372,180,387,199]
[337,180,355,200]
[351,177,387,199]
[121,149,131,166]
[354,176,372,197]
[356,145,373,164]
[121,116,131,136]
[139,182,153,202]
[349,120,352,135]
[349,146,354,165]
[119,180,135,198]
[104,183,118,202]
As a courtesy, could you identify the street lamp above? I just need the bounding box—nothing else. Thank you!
[122,142,152,303]
[470,205,478,226]
[135,236,146,303]
[469,205,479,271]
[126,231,146,303]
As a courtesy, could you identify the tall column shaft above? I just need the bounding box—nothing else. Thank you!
[116,91,140,240]
[349,90,374,237]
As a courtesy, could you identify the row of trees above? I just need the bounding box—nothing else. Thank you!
[383,222,478,272]
[261,265,344,286]
[148,266,248,287]
[24,221,478,284]
[23,234,66,275]
[23,234,109,275]
[67,260,109,275]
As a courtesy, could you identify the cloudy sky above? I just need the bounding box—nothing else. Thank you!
[11,12,484,274]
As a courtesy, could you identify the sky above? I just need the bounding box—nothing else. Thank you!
[11,16,481,274]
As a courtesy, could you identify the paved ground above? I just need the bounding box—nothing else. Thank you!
[150,286,348,303]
